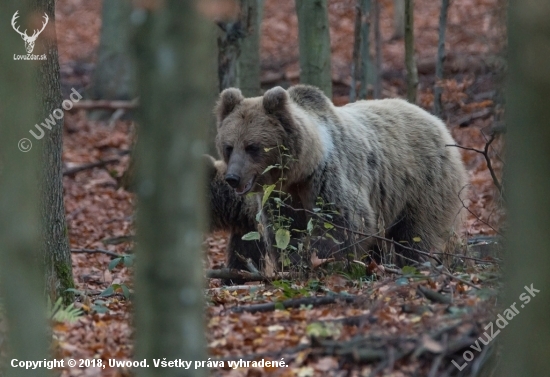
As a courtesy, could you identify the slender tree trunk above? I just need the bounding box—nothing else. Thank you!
[404,0,418,103]
[393,0,405,39]
[31,0,75,303]
[217,19,243,91]
[0,3,50,376]
[133,1,214,375]
[89,0,136,101]
[373,0,382,98]
[238,0,264,97]
[349,3,362,102]
[433,0,449,118]
[295,0,332,98]
[501,1,550,376]
[359,0,371,100]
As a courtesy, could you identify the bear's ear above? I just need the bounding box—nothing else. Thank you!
[263,86,289,114]
[216,88,244,123]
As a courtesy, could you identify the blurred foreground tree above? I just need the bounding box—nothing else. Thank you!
[296,0,332,98]
[89,0,136,102]
[30,0,75,303]
[133,1,214,375]
[217,0,263,96]
[0,3,51,376]
[501,1,550,376]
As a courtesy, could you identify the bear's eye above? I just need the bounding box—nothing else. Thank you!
[245,144,260,155]
[224,145,233,159]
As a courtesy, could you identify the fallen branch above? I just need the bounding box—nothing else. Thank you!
[417,285,452,304]
[231,294,357,313]
[455,108,493,127]
[63,158,120,176]
[206,268,265,282]
[71,248,123,258]
[69,98,139,111]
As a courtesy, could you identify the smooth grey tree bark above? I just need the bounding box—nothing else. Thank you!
[132,1,214,375]
[433,0,449,118]
[404,0,418,103]
[295,0,332,98]
[0,3,50,377]
[30,0,75,303]
[501,1,550,376]
[89,0,136,101]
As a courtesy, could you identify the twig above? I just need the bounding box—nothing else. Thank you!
[455,108,493,127]
[447,132,502,193]
[440,270,480,290]
[71,248,123,258]
[231,294,357,313]
[458,185,502,236]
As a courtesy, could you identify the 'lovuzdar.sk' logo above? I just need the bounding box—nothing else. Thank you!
[11,10,48,54]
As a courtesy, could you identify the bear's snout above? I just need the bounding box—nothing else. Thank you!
[225,174,240,188]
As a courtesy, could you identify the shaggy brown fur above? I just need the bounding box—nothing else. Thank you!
[205,156,263,275]
[213,85,467,270]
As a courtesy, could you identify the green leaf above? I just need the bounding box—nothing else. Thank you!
[412,236,422,243]
[402,266,419,276]
[100,286,115,297]
[262,184,276,206]
[262,165,278,175]
[275,228,290,249]
[242,231,261,241]
[123,255,135,267]
[307,218,314,233]
[323,222,334,229]
[108,257,122,271]
[121,285,131,300]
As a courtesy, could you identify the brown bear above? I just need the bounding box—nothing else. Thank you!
[213,84,467,272]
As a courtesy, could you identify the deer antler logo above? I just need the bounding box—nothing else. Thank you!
[11,10,49,54]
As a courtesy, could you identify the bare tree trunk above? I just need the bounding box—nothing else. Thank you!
[404,0,418,103]
[0,3,50,376]
[373,0,382,98]
[433,0,449,118]
[295,0,333,98]
[133,2,214,375]
[89,0,136,101]
[359,0,371,100]
[217,18,243,91]
[349,3,362,102]
[238,0,264,97]
[501,1,550,376]
[393,0,405,39]
[31,0,75,303]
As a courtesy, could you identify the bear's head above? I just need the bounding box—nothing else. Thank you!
[214,86,300,196]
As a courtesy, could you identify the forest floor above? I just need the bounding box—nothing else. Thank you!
[54,0,505,376]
